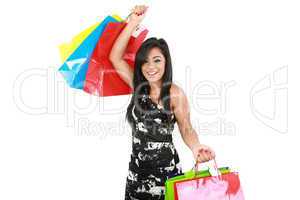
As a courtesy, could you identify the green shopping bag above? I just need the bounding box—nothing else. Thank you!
[164,166,231,200]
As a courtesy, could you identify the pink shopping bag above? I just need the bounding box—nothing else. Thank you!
[174,160,245,200]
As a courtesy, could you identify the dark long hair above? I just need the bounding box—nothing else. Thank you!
[125,37,174,125]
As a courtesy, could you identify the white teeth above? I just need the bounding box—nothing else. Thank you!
[148,72,157,75]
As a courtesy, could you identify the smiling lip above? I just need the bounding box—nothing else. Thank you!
[147,71,158,76]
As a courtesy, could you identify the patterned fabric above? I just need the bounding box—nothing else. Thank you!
[125,94,183,200]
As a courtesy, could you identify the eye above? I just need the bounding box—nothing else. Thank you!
[154,59,161,63]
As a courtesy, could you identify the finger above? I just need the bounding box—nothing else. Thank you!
[138,11,146,17]
[207,150,215,161]
[140,8,146,15]
[210,150,216,159]
[196,151,203,163]
[198,152,208,163]
[199,156,208,163]
[203,152,210,162]
[202,151,212,162]
[134,6,140,14]
[132,6,137,13]
[197,155,203,163]
[138,5,147,14]
[206,148,216,159]
[142,5,148,13]
[204,149,213,161]
[198,148,204,155]
[198,149,206,162]
[137,5,143,14]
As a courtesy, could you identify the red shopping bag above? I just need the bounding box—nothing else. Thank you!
[83,22,148,96]
[174,160,245,200]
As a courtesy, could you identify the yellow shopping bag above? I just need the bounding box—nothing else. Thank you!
[58,14,123,62]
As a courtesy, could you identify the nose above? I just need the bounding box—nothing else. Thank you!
[145,61,157,69]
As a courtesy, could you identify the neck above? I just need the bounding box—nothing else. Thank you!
[149,80,162,96]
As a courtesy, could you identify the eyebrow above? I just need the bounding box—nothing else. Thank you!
[145,56,162,62]
[152,56,162,59]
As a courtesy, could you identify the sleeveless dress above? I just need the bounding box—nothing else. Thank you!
[124,94,183,200]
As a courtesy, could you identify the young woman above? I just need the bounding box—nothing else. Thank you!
[109,5,216,200]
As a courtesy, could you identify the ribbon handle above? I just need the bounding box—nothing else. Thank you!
[191,158,222,188]
[191,159,222,179]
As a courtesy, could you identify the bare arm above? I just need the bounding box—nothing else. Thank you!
[171,84,216,163]
[109,5,148,89]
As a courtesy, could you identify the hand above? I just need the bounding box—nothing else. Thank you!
[127,5,148,26]
[192,144,216,164]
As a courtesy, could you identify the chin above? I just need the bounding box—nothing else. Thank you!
[146,76,163,83]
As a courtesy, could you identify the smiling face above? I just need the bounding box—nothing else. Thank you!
[141,47,166,83]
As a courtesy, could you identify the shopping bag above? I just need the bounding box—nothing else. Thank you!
[174,160,245,200]
[164,166,231,200]
[83,22,148,96]
[58,14,123,62]
[58,15,122,89]
[58,22,100,62]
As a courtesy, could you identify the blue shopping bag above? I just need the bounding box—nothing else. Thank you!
[58,15,121,89]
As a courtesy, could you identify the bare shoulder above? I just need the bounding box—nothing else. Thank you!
[170,83,182,96]
[170,83,186,109]
[170,83,185,97]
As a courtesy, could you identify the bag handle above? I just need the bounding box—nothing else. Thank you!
[191,159,222,189]
[192,159,222,179]
[125,12,133,23]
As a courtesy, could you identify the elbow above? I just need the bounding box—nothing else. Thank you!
[109,53,122,66]
[109,47,122,64]
[109,52,116,64]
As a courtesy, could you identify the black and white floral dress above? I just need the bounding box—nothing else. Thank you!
[124,94,183,200]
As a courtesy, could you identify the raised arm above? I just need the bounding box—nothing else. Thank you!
[109,5,148,89]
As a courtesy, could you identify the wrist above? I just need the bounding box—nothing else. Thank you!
[191,143,202,156]
[126,21,139,29]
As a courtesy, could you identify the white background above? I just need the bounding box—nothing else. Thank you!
[1,0,299,199]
